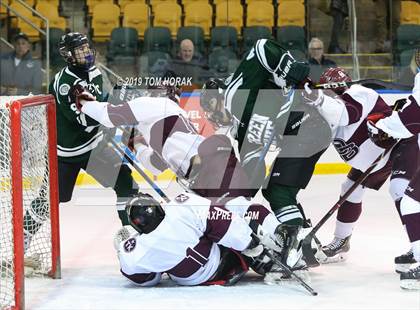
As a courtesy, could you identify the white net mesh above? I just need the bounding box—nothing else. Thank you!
[0,98,54,309]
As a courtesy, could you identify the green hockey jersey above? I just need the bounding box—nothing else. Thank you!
[50,66,104,163]
[224,39,308,153]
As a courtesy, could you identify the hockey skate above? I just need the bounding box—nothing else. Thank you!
[400,263,420,290]
[275,224,303,268]
[316,236,351,264]
[395,250,416,274]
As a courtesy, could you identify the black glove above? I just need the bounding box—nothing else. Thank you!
[366,113,397,149]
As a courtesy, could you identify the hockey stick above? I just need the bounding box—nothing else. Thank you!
[314,79,412,91]
[251,232,318,296]
[108,138,171,203]
[301,143,398,267]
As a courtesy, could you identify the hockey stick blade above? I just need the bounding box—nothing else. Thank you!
[315,79,412,91]
[251,232,317,295]
[302,142,399,267]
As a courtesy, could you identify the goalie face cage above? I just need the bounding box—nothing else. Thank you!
[0,95,60,310]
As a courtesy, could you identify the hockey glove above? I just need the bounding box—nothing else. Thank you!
[367,113,398,149]
[301,82,324,107]
[69,84,96,111]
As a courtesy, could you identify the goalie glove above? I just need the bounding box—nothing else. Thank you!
[113,225,138,252]
[69,84,96,111]
[367,113,398,149]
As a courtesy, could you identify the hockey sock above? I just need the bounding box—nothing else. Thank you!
[117,197,131,226]
[335,201,362,239]
[23,197,49,252]
[262,184,303,226]
[401,195,420,261]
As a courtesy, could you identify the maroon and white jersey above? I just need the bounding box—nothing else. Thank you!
[80,97,204,176]
[116,192,278,286]
[376,72,420,141]
[319,85,393,172]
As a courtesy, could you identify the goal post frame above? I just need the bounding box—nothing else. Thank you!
[8,95,61,310]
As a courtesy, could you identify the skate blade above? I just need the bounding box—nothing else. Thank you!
[317,252,348,264]
[395,263,414,274]
[400,279,420,290]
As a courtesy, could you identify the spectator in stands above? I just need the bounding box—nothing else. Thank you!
[169,39,206,82]
[0,33,42,95]
[328,0,348,53]
[373,0,401,53]
[308,37,337,81]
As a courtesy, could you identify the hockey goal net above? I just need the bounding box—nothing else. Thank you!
[0,95,60,310]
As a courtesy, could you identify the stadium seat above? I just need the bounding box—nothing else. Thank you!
[246,1,274,28]
[215,0,243,34]
[210,26,238,53]
[153,2,181,37]
[149,0,177,5]
[107,27,139,65]
[208,47,239,77]
[139,51,172,77]
[38,0,60,7]
[242,26,272,55]
[35,2,66,30]
[213,0,240,4]
[0,0,10,19]
[87,0,114,16]
[144,26,172,53]
[91,3,120,42]
[399,49,417,66]
[400,1,420,24]
[123,2,150,39]
[43,27,66,67]
[10,0,36,6]
[184,1,212,37]
[118,0,143,12]
[9,2,42,41]
[396,24,420,63]
[276,26,306,54]
[176,26,205,55]
[277,1,305,27]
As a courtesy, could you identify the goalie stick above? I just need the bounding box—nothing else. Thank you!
[314,79,412,91]
[301,142,399,267]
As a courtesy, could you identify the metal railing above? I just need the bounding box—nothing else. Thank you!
[348,0,360,80]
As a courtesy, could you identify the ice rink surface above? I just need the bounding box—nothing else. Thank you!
[25,175,420,310]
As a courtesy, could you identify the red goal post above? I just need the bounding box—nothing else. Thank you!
[0,95,60,310]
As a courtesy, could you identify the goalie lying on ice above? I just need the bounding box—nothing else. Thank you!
[114,191,304,286]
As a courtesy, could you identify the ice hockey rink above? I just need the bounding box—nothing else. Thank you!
[23,173,420,310]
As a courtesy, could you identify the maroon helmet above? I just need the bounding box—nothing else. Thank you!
[319,67,352,95]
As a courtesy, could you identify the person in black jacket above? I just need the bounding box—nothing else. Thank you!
[308,38,337,81]
[0,33,42,95]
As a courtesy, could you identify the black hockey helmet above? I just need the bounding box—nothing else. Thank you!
[200,78,226,112]
[126,193,165,234]
[59,32,96,70]
[200,78,232,127]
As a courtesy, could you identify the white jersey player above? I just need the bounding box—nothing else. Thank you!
[73,84,305,267]
[368,65,420,290]
[114,191,287,286]
[72,84,255,204]
[301,67,419,268]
